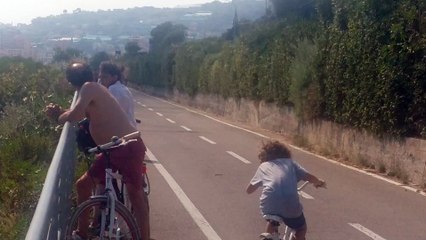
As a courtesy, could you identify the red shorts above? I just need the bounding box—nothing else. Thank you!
[88,137,147,189]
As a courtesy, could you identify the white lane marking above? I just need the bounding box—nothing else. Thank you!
[226,151,251,164]
[146,149,222,240]
[348,223,386,240]
[166,118,176,124]
[156,112,163,116]
[136,102,146,107]
[181,125,192,131]
[402,185,426,196]
[151,96,268,138]
[139,92,426,197]
[298,191,314,199]
[199,136,216,144]
[148,108,153,111]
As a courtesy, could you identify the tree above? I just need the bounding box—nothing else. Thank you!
[89,51,110,72]
[52,48,82,63]
[145,22,187,88]
[270,0,316,19]
[149,22,187,55]
[124,42,141,58]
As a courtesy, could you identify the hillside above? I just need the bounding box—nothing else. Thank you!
[16,0,265,42]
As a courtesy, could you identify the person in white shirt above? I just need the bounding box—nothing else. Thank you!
[246,140,326,240]
[98,61,137,127]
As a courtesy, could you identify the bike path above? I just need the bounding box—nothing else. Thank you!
[132,89,426,240]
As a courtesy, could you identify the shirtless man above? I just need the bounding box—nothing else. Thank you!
[45,62,149,240]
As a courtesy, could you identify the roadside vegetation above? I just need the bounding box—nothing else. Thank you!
[124,0,426,140]
[0,57,72,239]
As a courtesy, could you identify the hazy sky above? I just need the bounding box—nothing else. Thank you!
[1,0,230,25]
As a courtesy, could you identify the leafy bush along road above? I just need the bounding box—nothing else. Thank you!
[0,57,72,239]
[125,0,426,139]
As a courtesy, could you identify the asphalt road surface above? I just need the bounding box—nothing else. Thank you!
[131,89,426,240]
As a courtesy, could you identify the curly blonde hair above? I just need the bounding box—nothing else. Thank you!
[258,140,291,163]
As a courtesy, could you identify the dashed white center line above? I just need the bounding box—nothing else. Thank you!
[199,136,216,144]
[156,112,163,116]
[166,118,175,124]
[181,125,192,131]
[148,108,153,111]
[348,223,386,240]
[136,102,146,107]
[226,151,251,164]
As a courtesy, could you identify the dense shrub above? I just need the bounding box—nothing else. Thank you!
[126,0,426,139]
[0,57,72,239]
[318,0,426,137]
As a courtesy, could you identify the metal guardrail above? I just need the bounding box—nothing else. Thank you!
[25,93,77,240]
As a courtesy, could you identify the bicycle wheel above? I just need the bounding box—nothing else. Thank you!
[64,196,141,240]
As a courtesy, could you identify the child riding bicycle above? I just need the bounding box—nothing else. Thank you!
[246,140,326,240]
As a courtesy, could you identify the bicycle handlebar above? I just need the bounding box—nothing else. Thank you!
[87,131,140,154]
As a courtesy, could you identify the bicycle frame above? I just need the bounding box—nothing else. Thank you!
[282,225,294,240]
[262,181,310,240]
[87,132,140,239]
[103,163,118,238]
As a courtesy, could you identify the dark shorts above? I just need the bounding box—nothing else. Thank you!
[281,213,306,230]
[88,137,146,189]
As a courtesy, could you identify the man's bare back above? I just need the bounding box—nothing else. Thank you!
[49,81,136,144]
[81,82,137,144]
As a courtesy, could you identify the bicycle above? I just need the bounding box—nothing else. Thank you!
[259,181,311,240]
[65,131,142,240]
[77,118,150,196]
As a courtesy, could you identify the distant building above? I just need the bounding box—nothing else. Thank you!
[82,35,112,41]
[0,27,33,58]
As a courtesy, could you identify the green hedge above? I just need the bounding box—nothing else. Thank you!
[318,0,426,137]
[128,0,426,138]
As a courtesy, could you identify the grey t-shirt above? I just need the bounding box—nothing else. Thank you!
[250,158,308,218]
